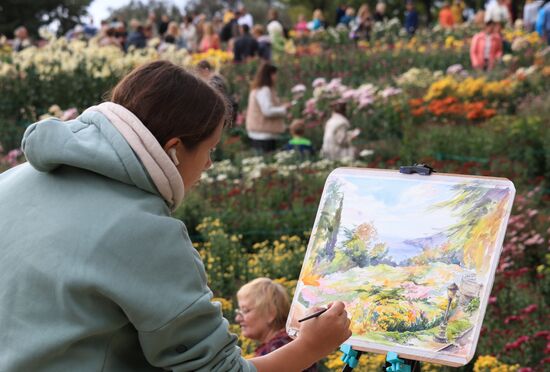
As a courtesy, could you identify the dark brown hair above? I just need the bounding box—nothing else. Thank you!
[290,119,305,136]
[110,60,229,149]
[331,100,347,115]
[251,62,278,89]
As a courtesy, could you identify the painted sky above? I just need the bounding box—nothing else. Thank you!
[326,174,468,262]
[338,174,460,238]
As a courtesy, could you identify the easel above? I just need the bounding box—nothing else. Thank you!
[340,345,422,371]
[340,164,434,372]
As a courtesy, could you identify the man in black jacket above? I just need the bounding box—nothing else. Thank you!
[233,24,259,63]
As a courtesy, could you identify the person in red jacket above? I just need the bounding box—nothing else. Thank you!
[470,21,503,71]
[439,2,455,28]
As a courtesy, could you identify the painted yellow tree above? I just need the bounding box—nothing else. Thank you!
[433,184,511,272]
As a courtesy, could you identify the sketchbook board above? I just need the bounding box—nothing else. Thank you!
[286,167,515,367]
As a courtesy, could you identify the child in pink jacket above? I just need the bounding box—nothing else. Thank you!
[470,21,503,71]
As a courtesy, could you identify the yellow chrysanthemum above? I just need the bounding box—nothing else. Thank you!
[473,355,520,372]
[424,76,459,101]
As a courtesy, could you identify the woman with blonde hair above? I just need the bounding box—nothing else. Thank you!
[352,4,373,40]
[199,21,220,52]
[162,21,186,50]
[237,278,318,371]
[310,9,326,31]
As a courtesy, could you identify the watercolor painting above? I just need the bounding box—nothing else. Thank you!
[287,168,515,366]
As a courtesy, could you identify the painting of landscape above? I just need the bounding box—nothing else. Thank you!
[287,168,515,366]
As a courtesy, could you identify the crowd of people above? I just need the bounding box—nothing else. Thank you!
[5,2,548,162]
[5,2,549,62]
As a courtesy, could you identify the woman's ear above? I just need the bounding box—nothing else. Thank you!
[163,137,181,152]
[267,309,277,326]
[164,138,182,166]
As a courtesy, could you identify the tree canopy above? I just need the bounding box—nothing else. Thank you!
[110,0,182,24]
[0,0,92,38]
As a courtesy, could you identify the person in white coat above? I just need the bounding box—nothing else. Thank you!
[321,101,360,161]
[484,0,511,25]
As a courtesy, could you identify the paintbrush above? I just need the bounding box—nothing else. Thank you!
[297,308,328,322]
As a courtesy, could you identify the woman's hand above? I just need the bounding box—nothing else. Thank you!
[283,101,293,110]
[349,128,361,140]
[297,301,352,357]
[248,302,351,372]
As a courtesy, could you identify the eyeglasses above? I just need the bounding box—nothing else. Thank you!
[234,308,254,318]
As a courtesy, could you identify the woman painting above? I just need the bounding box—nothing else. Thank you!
[0,60,351,371]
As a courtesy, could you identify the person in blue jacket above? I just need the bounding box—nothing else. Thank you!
[0,60,351,371]
[538,1,550,44]
[404,1,419,36]
[535,1,549,41]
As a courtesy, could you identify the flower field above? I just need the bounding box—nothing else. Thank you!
[1,25,549,371]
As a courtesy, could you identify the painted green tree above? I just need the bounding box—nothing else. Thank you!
[340,222,388,268]
[308,180,344,266]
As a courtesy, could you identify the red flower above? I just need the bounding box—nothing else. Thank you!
[504,315,523,324]
[409,98,424,107]
[504,267,530,278]
[227,188,240,197]
[480,326,487,336]
[534,331,550,339]
[489,296,497,305]
[442,96,458,105]
[279,202,289,210]
[504,336,530,352]
[521,304,538,315]
[518,368,533,372]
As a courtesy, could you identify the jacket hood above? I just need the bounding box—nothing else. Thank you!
[21,103,184,210]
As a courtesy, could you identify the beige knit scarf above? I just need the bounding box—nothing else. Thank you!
[86,102,184,211]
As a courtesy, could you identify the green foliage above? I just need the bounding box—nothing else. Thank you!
[0,0,92,38]
[193,217,307,299]
[385,330,419,344]
[110,0,183,23]
[175,164,326,248]
[465,297,480,314]
[196,217,248,297]
[0,62,120,149]
[184,0,224,18]
[400,115,550,186]
[446,319,472,341]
